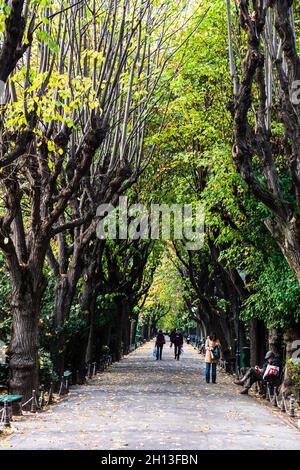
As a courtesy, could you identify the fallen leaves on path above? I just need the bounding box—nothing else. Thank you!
[1,341,299,450]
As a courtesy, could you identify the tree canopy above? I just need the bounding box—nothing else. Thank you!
[0,0,300,399]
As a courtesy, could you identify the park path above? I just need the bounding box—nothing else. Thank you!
[1,339,300,450]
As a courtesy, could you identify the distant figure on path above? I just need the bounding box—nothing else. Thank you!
[205,332,221,383]
[174,329,184,360]
[169,329,176,348]
[234,351,282,395]
[155,330,166,360]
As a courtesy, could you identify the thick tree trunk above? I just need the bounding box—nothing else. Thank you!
[121,302,131,354]
[268,328,283,358]
[206,310,232,360]
[85,297,96,365]
[249,319,266,367]
[109,301,125,362]
[9,301,39,401]
[52,261,82,375]
[9,269,45,401]
[130,319,137,345]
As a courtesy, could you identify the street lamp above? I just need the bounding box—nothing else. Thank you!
[236,268,246,377]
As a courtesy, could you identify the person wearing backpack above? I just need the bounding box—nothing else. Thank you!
[155,330,166,360]
[205,332,221,384]
[169,329,176,348]
[174,329,184,360]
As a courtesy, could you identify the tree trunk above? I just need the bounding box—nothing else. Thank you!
[268,328,283,357]
[130,319,137,345]
[206,310,231,360]
[85,297,96,365]
[9,269,45,401]
[52,258,83,375]
[249,319,266,367]
[109,301,124,362]
[121,302,131,354]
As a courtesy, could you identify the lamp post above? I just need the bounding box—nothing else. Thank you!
[191,306,199,344]
[236,268,246,376]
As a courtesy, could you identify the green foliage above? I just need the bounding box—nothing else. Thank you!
[140,0,300,334]
[241,255,300,328]
[141,253,188,330]
[287,359,300,391]
[0,254,11,345]
[0,0,300,385]
[39,349,58,387]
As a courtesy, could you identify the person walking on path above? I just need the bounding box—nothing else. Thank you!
[155,330,166,360]
[205,332,221,383]
[169,329,176,348]
[174,329,184,360]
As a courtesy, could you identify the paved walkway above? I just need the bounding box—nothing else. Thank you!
[1,340,300,450]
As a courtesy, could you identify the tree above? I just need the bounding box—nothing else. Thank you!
[0,0,170,398]
[229,1,300,284]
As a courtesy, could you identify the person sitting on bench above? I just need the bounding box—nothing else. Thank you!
[234,351,282,395]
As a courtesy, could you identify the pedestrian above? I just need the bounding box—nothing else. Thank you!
[234,351,282,395]
[169,329,176,348]
[155,330,166,360]
[174,329,184,360]
[205,332,221,383]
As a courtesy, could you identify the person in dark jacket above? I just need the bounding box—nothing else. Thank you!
[155,330,166,360]
[234,351,282,395]
[173,329,183,360]
[169,329,176,348]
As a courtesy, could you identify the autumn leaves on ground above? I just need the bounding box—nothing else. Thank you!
[1,340,299,450]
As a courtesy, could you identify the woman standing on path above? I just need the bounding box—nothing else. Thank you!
[205,332,221,383]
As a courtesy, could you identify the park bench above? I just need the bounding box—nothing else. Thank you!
[198,342,205,355]
[258,370,291,412]
[0,394,24,409]
[58,370,72,395]
[105,354,112,367]
[239,366,297,416]
[0,395,24,426]
[255,375,296,415]
[98,358,106,372]
[88,354,113,377]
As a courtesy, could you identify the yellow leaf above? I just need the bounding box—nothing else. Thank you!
[47,140,55,152]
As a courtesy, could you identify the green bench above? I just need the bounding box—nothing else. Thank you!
[59,370,72,395]
[0,394,24,405]
[0,395,24,424]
